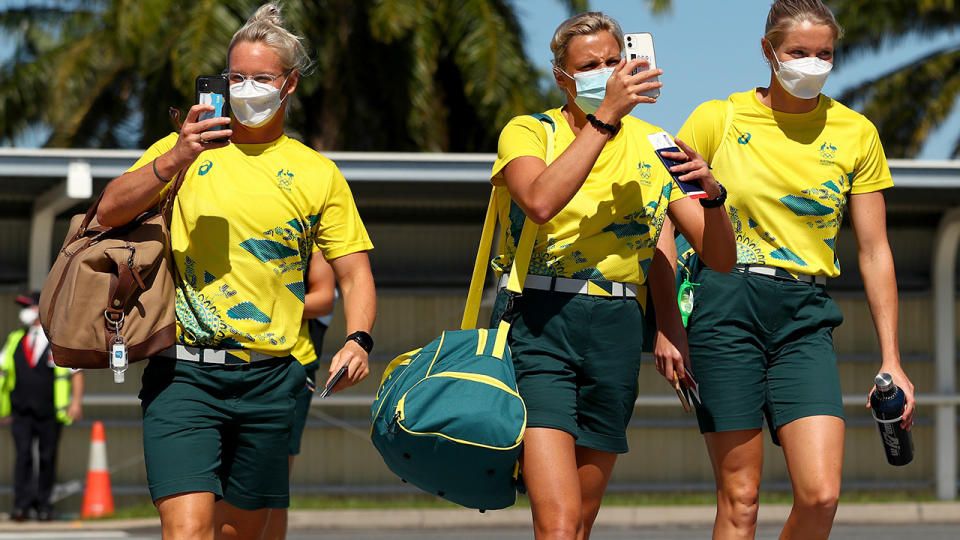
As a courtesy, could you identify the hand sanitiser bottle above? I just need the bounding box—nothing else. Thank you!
[870,373,914,466]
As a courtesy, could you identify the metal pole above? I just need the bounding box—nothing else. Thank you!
[932,206,960,500]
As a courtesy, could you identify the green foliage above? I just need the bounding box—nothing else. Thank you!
[828,0,960,157]
[0,0,590,152]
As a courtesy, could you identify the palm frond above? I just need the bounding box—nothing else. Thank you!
[172,0,244,94]
[446,0,543,140]
[369,0,421,42]
[839,47,960,157]
[829,0,960,60]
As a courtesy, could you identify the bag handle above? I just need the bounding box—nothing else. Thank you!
[460,115,556,330]
[74,108,190,239]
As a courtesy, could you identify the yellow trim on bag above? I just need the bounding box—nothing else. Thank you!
[395,421,525,451]
[476,328,488,356]
[370,349,421,437]
[492,320,510,360]
[396,395,406,423]
[425,331,448,376]
[435,371,521,397]
[379,350,419,387]
[394,372,527,447]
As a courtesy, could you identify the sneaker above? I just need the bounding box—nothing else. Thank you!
[10,508,28,522]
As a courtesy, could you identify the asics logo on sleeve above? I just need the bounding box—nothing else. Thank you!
[738,133,752,145]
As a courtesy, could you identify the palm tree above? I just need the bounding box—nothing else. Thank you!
[828,0,960,158]
[0,0,588,152]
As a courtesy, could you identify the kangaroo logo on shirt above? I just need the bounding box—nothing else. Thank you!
[737,133,752,145]
[819,142,837,165]
[198,160,213,175]
[276,169,294,192]
[637,161,652,184]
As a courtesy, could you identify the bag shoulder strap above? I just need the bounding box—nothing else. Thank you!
[460,114,555,330]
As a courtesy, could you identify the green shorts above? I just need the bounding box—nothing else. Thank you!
[290,359,320,455]
[491,287,644,454]
[139,356,306,510]
[686,268,845,439]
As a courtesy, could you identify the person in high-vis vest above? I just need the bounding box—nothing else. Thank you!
[0,292,84,522]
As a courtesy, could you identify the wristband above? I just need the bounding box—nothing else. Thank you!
[699,183,727,208]
[585,114,618,136]
[152,158,172,184]
[345,330,374,354]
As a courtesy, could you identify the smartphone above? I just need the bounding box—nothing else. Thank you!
[195,75,230,142]
[647,131,707,199]
[318,365,348,398]
[623,32,659,98]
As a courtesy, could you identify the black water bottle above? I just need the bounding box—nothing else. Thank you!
[870,373,914,466]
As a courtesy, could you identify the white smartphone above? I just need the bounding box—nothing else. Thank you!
[623,32,659,98]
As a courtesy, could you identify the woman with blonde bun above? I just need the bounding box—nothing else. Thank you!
[99,4,376,539]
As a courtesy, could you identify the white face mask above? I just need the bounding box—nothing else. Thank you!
[19,307,38,327]
[767,42,832,100]
[229,79,289,128]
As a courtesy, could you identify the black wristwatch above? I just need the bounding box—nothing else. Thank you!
[699,183,727,208]
[345,330,374,353]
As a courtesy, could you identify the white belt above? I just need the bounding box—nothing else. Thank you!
[734,265,826,286]
[498,273,638,298]
[157,344,278,364]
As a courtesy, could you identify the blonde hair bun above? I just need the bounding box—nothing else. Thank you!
[250,3,284,28]
[229,2,311,74]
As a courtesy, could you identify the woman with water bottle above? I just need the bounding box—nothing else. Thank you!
[653,1,916,538]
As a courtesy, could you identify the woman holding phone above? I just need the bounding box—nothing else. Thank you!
[654,1,915,538]
[489,12,735,539]
[97,4,376,539]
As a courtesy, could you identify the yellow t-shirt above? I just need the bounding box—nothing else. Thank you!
[491,108,684,287]
[678,89,892,277]
[128,133,373,364]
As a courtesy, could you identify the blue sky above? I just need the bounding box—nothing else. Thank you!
[516,0,960,160]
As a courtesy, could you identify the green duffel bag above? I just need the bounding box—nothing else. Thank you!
[370,321,526,511]
[371,114,556,511]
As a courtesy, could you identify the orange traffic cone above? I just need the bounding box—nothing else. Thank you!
[81,421,115,518]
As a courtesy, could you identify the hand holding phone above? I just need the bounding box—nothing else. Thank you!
[195,75,230,143]
[623,32,659,98]
[648,131,707,199]
[318,365,348,398]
